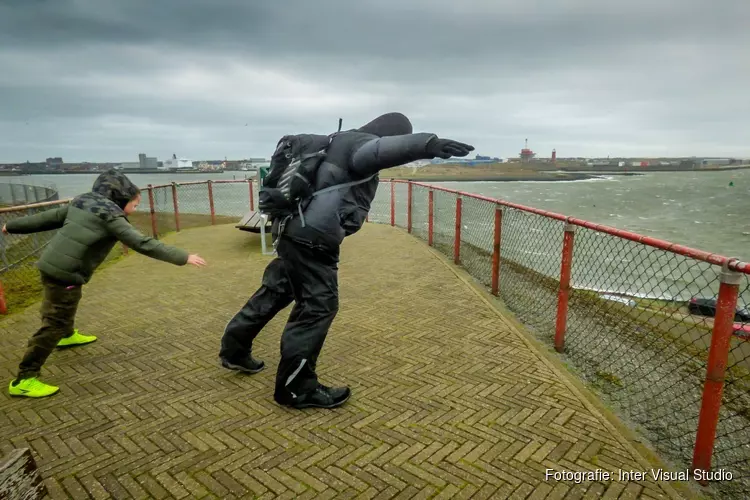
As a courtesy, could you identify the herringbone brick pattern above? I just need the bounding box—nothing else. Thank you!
[0,223,684,499]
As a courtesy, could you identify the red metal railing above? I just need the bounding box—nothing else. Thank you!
[375,178,749,497]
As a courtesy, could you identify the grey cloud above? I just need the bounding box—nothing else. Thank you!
[0,0,748,161]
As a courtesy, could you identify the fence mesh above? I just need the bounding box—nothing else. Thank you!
[393,182,408,229]
[564,231,726,480]
[457,195,495,287]
[212,180,255,219]
[368,182,391,225]
[431,189,457,258]
[368,180,749,499]
[0,180,253,315]
[410,185,430,242]
[497,208,565,345]
[0,201,126,312]
[0,182,58,207]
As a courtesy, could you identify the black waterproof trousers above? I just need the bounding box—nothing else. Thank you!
[220,235,340,401]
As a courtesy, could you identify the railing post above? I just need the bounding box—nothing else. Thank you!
[491,206,503,295]
[407,182,413,233]
[391,179,396,226]
[454,197,462,265]
[0,233,7,269]
[692,262,742,482]
[147,185,158,239]
[428,190,434,247]
[555,222,576,352]
[0,280,6,314]
[172,182,180,232]
[208,180,216,225]
[248,180,255,211]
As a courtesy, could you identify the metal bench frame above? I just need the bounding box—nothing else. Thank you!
[236,210,276,256]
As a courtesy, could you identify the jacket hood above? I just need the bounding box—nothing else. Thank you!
[91,169,140,210]
[357,112,413,137]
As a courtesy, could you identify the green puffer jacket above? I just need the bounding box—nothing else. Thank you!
[5,170,189,285]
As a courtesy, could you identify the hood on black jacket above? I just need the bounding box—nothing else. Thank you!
[357,112,413,137]
[91,169,141,210]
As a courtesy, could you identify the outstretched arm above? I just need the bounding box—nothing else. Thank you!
[106,217,190,265]
[4,205,69,234]
[350,134,474,178]
[350,133,436,178]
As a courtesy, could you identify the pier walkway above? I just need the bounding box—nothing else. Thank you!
[1,223,686,499]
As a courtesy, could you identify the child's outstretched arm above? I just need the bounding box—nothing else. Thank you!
[2,205,69,235]
[105,217,206,267]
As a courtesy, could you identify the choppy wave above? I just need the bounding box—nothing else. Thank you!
[575,285,683,302]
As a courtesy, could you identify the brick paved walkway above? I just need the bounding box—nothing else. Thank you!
[0,223,689,499]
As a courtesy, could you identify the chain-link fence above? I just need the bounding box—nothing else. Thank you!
[0,182,58,207]
[369,179,750,499]
[0,179,254,315]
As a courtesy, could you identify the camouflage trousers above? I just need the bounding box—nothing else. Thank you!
[16,273,82,380]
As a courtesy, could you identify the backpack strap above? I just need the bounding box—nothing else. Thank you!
[296,174,377,228]
[309,174,376,198]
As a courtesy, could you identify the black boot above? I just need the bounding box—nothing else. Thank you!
[219,354,265,374]
[276,384,351,409]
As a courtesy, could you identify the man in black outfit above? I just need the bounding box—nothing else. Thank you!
[219,112,474,409]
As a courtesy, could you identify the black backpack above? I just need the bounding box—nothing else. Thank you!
[258,119,378,231]
[258,122,341,221]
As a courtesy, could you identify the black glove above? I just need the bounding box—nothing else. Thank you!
[426,137,475,159]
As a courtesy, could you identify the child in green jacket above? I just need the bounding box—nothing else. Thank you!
[3,170,206,398]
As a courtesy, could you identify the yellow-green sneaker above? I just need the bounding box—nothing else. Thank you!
[57,329,97,348]
[8,377,60,398]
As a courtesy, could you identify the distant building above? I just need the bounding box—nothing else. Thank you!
[162,157,194,170]
[519,139,535,162]
[46,157,63,169]
[138,153,159,169]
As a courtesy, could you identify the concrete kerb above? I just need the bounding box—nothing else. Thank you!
[405,227,703,500]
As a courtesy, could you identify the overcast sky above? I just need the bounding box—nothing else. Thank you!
[1,0,748,163]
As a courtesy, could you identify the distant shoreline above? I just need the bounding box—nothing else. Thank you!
[381,164,750,183]
[382,172,645,183]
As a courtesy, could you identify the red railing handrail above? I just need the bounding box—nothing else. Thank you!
[0,198,69,214]
[148,179,249,189]
[394,179,750,275]
[0,179,252,213]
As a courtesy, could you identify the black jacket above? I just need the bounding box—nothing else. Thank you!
[282,112,436,249]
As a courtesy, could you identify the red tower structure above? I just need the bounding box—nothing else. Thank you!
[551,149,557,164]
[519,138,536,162]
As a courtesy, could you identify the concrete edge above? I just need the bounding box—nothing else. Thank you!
[400,231,704,500]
